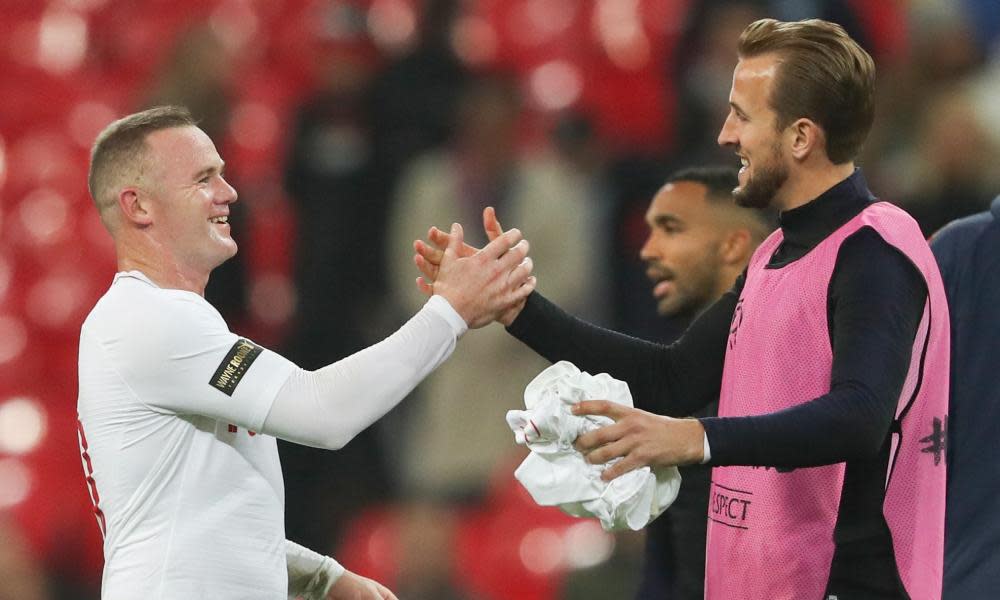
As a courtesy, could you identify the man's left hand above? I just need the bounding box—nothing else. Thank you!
[572,401,705,480]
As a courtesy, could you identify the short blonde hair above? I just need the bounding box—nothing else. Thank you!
[87,105,195,219]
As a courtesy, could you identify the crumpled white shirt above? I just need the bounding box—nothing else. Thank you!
[506,361,681,531]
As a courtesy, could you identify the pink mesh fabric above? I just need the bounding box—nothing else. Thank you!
[704,202,948,600]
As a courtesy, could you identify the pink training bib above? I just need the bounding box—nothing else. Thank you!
[705,202,948,600]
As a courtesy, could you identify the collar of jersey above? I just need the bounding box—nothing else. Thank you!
[113,270,158,287]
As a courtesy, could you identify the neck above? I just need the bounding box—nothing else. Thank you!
[775,161,855,212]
[116,237,208,296]
[713,263,745,302]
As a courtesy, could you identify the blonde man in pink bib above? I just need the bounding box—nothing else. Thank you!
[415,18,948,600]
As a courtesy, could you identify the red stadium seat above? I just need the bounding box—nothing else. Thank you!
[451,456,612,600]
[0,383,104,587]
[336,504,401,587]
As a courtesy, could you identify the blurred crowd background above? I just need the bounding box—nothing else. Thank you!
[0,0,998,598]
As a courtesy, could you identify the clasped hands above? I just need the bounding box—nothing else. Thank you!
[413,206,530,327]
[412,208,706,480]
[414,207,535,329]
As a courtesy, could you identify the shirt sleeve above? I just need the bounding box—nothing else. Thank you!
[261,295,466,450]
[699,228,927,467]
[114,292,296,432]
[930,210,991,287]
[286,540,345,600]
[505,277,742,417]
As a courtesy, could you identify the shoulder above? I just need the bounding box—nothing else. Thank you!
[840,225,896,255]
[930,204,999,290]
[835,227,926,298]
[841,203,934,272]
[85,277,228,355]
[930,208,995,262]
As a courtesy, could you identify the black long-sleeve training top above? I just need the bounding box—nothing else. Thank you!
[507,170,927,598]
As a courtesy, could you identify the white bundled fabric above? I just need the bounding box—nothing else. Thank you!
[506,361,681,531]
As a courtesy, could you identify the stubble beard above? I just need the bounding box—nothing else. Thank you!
[653,261,721,320]
[734,145,789,209]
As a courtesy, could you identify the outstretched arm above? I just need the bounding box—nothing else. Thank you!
[507,287,738,416]
[412,207,738,417]
[263,225,536,450]
[129,222,534,450]
[263,295,465,449]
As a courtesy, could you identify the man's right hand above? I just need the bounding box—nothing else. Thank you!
[572,401,706,479]
[413,207,530,326]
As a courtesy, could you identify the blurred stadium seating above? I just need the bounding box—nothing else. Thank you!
[1,1,996,598]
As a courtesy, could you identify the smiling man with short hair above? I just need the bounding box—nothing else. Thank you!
[78,105,536,600]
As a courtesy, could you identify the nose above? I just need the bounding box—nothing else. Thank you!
[218,176,238,205]
[718,112,738,149]
[639,233,657,262]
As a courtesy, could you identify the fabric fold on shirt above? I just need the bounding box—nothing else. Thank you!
[507,361,681,531]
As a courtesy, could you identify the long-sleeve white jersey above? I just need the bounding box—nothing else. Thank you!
[77,271,297,598]
[78,270,465,598]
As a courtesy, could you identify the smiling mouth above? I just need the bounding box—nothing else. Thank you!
[209,216,229,224]
[733,155,748,181]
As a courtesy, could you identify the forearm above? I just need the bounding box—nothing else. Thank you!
[263,295,466,449]
[286,540,344,600]
[701,382,896,467]
[507,291,734,416]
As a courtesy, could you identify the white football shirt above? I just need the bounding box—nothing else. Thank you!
[77,271,297,599]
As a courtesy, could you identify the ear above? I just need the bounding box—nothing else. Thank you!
[719,228,752,265]
[117,188,153,227]
[786,117,823,161]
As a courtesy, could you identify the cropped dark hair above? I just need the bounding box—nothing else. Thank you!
[666,166,739,202]
[667,166,778,235]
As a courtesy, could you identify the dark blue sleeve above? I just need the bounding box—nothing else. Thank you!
[506,277,742,417]
[700,228,926,467]
[932,204,1000,598]
[930,210,993,289]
